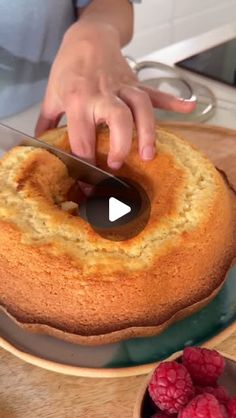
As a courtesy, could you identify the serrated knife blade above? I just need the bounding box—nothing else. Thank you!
[0,123,127,187]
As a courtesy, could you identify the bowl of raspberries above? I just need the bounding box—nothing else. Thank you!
[133,347,236,418]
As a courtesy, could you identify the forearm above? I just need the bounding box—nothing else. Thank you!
[77,0,134,46]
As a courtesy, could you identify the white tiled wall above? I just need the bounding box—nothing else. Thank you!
[123,0,236,58]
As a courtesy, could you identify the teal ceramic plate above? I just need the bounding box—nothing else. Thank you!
[0,265,235,377]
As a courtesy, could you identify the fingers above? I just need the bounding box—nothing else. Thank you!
[140,86,196,113]
[66,96,96,165]
[37,91,135,171]
[94,96,133,170]
[66,97,96,196]
[37,83,194,173]
[119,86,156,161]
[35,92,62,137]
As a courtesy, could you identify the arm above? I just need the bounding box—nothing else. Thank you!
[36,0,195,170]
[77,0,134,46]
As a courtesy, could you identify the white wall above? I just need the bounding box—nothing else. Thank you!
[123,0,236,58]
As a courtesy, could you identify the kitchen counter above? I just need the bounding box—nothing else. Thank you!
[1,23,236,418]
[0,335,236,418]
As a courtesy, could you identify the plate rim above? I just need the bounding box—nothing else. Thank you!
[0,321,235,378]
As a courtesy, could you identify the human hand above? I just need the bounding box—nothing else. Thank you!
[36,22,195,169]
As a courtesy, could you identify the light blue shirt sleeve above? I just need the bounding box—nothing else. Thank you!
[76,0,141,7]
[76,0,91,7]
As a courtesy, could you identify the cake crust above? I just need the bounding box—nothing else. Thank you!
[0,126,235,345]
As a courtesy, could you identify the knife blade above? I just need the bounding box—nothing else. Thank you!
[0,123,127,187]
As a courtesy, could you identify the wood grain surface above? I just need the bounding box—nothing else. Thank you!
[0,334,236,418]
[0,122,236,418]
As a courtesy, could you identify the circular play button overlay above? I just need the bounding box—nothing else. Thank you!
[80,177,151,241]
[109,197,131,222]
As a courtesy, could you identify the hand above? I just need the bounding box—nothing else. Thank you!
[36,22,195,169]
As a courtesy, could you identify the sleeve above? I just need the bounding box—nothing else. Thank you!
[76,0,141,7]
[76,0,91,7]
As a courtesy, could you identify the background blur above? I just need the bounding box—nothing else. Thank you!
[123,0,236,57]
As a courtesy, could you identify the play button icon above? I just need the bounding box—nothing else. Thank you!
[109,197,131,222]
[79,176,151,241]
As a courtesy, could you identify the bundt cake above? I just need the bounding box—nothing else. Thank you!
[0,126,235,345]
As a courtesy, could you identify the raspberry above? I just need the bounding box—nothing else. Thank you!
[195,385,229,404]
[151,412,176,418]
[227,396,236,417]
[220,404,229,418]
[148,361,194,414]
[183,347,225,385]
[178,394,225,418]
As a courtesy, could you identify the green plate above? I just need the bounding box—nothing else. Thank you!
[0,265,235,377]
[108,265,236,368]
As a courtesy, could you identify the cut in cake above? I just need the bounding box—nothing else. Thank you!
[0,126,235,345]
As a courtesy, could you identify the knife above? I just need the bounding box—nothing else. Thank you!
[0,123,127,187]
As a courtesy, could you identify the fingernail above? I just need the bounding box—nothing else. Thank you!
[108,161,122,170]
[179,97,196,104]
[142,145,155,160]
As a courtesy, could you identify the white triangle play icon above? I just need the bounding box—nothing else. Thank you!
[109,197,131,222]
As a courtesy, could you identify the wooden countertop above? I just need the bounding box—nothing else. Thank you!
[0,333,236,418]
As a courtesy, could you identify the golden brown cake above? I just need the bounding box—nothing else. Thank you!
[0,126,235,345]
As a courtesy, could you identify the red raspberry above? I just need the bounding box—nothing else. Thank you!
[195,385,229,404]
[183,347,225,385]
[178,394,225,418]
[151,412,176,418]
[148,361,194,414]
[220,404,229,418]
[227,396,236,417]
